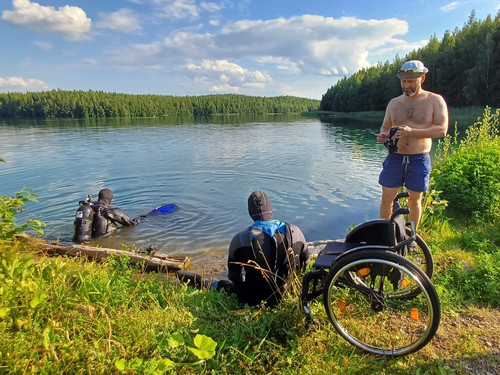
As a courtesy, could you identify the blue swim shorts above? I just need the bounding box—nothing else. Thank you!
[378,153,432,192]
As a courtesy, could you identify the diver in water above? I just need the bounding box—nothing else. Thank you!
[73,188,138,243]
[177,191,309,307]
[92,188,138,237]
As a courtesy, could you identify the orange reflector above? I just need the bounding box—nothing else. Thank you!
[411,308,419,322]
[357,268,370,277]
[401,279,410,287]
[338,299,346,313]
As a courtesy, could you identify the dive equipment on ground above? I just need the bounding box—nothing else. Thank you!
[384,126,399,154]
[73,195,93,243]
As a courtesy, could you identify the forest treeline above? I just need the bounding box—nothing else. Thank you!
[320,11,500,112]
[0,91,320,119]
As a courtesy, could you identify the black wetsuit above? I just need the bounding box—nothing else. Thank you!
[226,222,309,306]
[91,201,137,237]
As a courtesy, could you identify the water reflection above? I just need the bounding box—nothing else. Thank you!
[2,115,388,272]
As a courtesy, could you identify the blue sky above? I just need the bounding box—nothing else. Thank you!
[0,0,498,99]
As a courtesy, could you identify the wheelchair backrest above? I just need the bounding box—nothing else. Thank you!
[345,216,407,247]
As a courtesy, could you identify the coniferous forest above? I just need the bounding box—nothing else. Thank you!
[1,11,499,119]
[320,11,500,112]
[0,91,319,119]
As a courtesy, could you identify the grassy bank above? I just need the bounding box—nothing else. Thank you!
[0,226,499,374]
[1,107,499,374]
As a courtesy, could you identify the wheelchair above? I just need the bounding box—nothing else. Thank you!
[300,192,440,356]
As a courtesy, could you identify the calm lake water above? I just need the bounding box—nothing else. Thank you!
[2,113,394,272]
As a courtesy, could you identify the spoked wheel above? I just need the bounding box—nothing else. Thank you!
[406,230,434,279]
[323,249,440,356]
[392,231,434,300]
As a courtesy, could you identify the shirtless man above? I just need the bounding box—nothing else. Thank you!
[376,60,448,228]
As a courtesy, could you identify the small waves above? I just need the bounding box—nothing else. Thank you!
[1,118,383,261]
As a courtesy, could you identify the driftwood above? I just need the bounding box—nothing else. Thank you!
[16,234,189,273]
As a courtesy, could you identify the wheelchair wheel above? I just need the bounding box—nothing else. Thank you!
[386,231,435,300]
[406,230,434,279]
[323,249,440,356]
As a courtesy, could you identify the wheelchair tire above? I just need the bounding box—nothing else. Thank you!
[322,249,440,356]
[386,231,435,300]
[406,230,434,279]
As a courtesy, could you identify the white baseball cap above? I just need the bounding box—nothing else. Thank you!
[397,60,429,78]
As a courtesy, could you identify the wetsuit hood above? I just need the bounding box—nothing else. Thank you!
[97,188,113,205]
[248,191,273,221]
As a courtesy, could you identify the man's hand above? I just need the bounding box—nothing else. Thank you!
[377,130,390,144]
[394,125,413,138]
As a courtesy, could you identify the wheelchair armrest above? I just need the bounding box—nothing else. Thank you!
[391,207,409,220]
[395,191,409,200]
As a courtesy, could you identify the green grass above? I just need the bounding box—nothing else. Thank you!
[1,106,499,374]
[1,226,499,374]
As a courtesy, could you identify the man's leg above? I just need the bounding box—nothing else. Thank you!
[380,186,400,219]
[407,189,424,229]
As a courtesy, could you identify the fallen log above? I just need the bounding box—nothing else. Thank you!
[16,234,190,273]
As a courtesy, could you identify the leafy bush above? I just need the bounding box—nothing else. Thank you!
[0,188,46,242]
[432,107,500,222]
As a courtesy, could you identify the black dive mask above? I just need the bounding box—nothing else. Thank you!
[384,127,399,154]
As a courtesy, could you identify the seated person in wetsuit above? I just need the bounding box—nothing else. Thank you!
[92,188,138,237]
[178,191,309,307]
[227,191,309,306]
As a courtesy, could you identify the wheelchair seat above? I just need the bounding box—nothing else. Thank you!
[313,242,360,268]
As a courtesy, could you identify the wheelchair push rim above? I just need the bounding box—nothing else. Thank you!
[322,250,441,356]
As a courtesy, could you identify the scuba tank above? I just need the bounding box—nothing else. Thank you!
[73,195,94,243]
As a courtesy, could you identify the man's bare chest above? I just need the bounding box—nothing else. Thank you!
[391,100,433,125]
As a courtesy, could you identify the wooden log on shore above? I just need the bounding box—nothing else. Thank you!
[16,234,189,273]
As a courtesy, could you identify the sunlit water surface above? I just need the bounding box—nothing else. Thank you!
[1,115,387,273]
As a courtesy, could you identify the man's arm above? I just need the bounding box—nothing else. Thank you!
[227,234,245,283]
[103,207,138,227]
[431,94,449,137]
[376,102,395,144]
[287,224,309,270]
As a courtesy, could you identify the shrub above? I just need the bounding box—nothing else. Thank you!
[0,188,46,242]
[432,107,500,223]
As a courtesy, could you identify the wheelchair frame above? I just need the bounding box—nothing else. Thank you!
[300,194,440,356]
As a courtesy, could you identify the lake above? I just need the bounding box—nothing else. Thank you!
[0,113,401,273]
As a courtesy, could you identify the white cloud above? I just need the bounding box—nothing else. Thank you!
[95,8,142,34]
[150,0,223,20]
[103,14,426,96]
[33,40,53,51]
[84,59,99,66]
[371,39,429,60]
[0,76,50,92]
[200,2,221,13]
[2,0,91,40]
[440,2,460,12]
[155,0,200,19]
[185,59,272,92]
[109,15,415,76]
